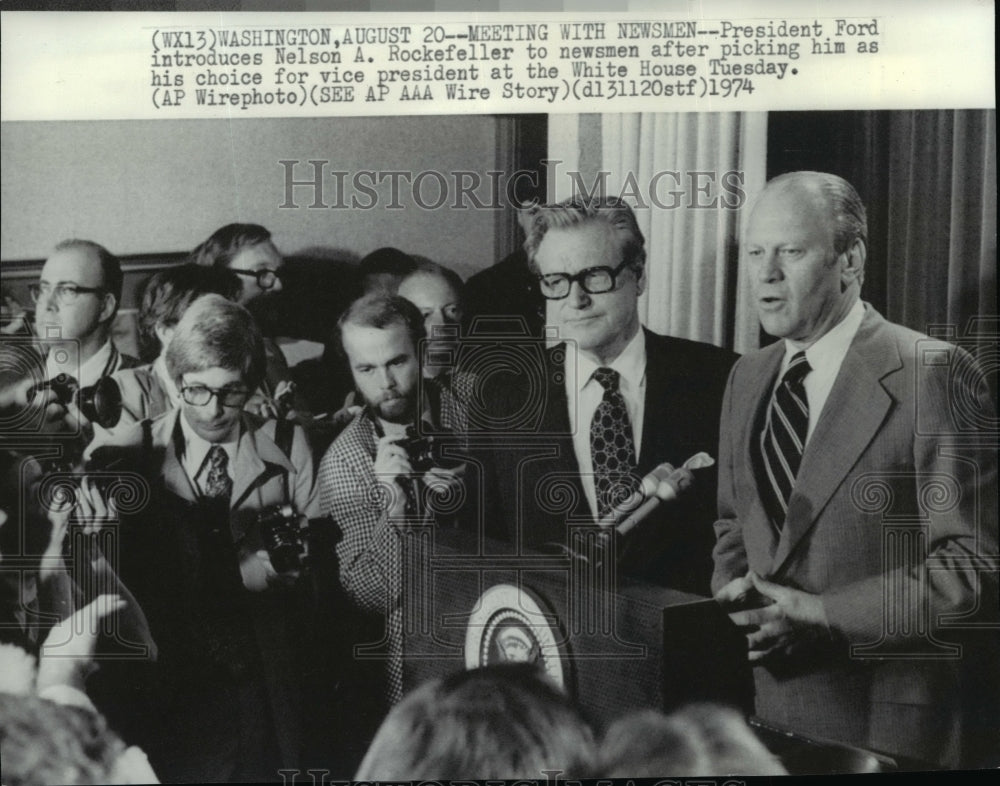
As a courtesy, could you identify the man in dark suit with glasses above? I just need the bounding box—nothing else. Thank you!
[475,197,737,596]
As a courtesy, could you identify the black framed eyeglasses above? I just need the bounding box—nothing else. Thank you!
[230,268,281,290]
[180,384,252,408]
[29,282,105,305]
[537,259,631,300]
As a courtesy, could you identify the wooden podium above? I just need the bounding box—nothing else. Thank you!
[398,526,753,727]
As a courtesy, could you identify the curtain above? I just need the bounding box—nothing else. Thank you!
[884,110,997,334]
[599,113,767,352]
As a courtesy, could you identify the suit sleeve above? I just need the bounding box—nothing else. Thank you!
[711,361,750,595]
[317,444,401,614]
[290,423,321,519]
[823,343,998,644]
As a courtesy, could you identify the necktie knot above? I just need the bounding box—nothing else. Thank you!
[783,351,811,386]
[592,367,620,393]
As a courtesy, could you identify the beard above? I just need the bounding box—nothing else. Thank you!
[365,388,417,424]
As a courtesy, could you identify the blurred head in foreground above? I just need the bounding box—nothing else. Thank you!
[0,692,134,785]
[355,664,596,779]
[599,704,786,777]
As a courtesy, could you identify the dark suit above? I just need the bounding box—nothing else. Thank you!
[477,327,737,596]
[711,305,998,766]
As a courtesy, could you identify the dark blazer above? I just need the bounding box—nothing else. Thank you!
[477,327,737,596]
[711,305,999,766]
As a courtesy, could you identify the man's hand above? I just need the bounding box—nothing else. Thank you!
[727,572,831,661]
[74,476,118,536]
[10,377,74,433]
[374,434,413,518]
[714,573,756,606]
[40,481,75,579]
[240,549,301,591]
[36,593,126,694]
[329,390,363,429]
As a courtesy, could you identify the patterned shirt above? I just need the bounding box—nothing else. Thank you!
[317,409,406,704]
[317,380,473,704]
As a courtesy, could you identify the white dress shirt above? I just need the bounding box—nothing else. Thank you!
[564,328,647,519]
[780,298,866,445]
[178,412,238,498]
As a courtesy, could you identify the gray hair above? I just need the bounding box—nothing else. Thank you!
[523,196,646,275]
[763,171,868,254]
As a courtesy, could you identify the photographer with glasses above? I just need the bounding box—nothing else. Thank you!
[86,294,339,782]
[190,223,302,423]
[476,197,738,596]
[2,240,138,440]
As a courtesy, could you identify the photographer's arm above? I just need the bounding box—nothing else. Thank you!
[319,437,409,613]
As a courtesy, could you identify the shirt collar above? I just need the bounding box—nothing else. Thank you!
[570,327,647,393]
[783,298,866,372]
[177,408,239,477]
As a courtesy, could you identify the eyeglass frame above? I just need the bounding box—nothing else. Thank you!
[179,383,252,408]
[536,258,634,300]
[229,267,282,290]
[29,281,106,306]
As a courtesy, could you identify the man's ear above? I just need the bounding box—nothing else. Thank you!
[98,293,117,326]
[154,323,175,350]
[840,238,866,291]
[634,262,647,297]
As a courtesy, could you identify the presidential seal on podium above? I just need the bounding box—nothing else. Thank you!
[464,583,568,690]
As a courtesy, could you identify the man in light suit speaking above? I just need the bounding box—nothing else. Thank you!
[712,171,998,767]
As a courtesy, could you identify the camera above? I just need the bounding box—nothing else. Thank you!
[400,426,441,474]
[258,503,308,573]
[30,373,123,429]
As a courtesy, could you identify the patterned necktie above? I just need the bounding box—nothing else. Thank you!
[759,351,811,528]
[203,444,232,501]
[590,367,638,519]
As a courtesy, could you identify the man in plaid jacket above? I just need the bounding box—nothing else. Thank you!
[317,294,466,713]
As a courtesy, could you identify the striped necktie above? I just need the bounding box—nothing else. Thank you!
[759,351,811,528]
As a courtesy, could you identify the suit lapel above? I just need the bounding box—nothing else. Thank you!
[738,343,786,564]
[230,416,294,511]
[639,330,668,472]
[772,308,899,571]
[158,410,199,503]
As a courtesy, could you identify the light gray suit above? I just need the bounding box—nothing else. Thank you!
[712,305,998,766]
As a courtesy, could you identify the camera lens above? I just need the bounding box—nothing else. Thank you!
[78,376,123,428]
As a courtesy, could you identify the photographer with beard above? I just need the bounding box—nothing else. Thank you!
[317,294,467,721]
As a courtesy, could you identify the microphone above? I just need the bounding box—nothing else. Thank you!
[596,452,715,535]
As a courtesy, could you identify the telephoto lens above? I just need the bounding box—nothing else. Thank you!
[30,373,123,428]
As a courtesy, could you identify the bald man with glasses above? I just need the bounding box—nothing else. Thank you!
[30,239,137,384]
[476,197,738,595]
[0,239,139,438]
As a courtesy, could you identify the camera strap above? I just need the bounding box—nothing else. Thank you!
[273,416,294,502]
